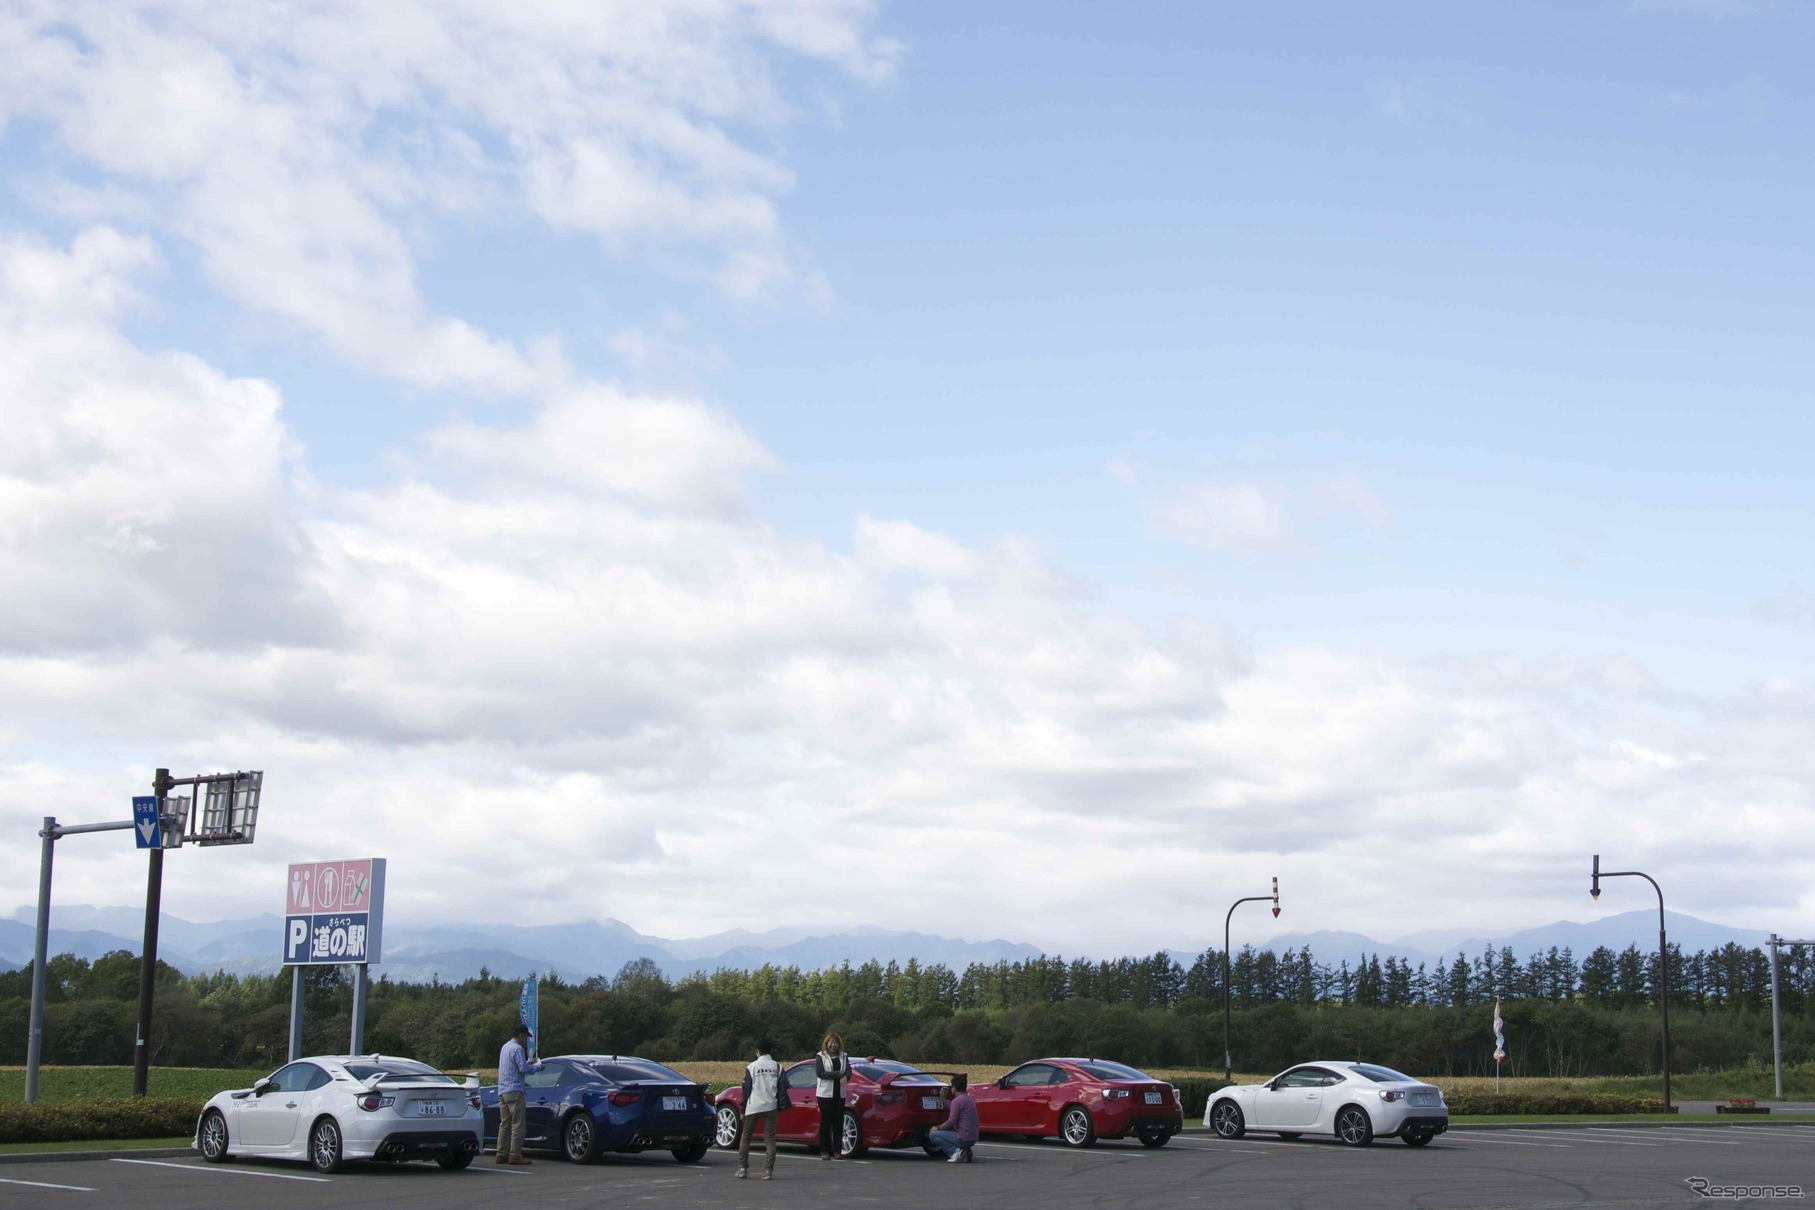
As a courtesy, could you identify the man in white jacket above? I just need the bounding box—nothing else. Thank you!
[737,1039,787,1179]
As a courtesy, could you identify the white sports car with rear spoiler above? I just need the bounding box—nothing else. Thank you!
[194,1054,484,1173]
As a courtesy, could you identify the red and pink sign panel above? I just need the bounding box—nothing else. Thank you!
[283,858,386,965]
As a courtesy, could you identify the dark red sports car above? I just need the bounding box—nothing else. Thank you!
[711,1058,952,1158]
[971,1058,1182,1147]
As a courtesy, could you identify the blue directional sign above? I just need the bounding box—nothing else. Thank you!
[132,796,160,849]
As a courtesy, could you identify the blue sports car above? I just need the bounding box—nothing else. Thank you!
[481,1055,717,1163]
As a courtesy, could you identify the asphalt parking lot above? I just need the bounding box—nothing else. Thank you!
[2,1126,1810,1210]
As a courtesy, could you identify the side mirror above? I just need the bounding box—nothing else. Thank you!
[252,1078,273,1095]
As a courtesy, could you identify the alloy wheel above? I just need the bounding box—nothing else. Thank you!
[715,1105,742,1149]
[199,1111,228,1161]
[564,1114,595,1162]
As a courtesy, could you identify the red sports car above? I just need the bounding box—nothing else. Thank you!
[972,1058,1182,1147]
[711,1058,952,1158]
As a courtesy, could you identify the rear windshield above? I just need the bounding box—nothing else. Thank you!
[588,1060,690,1084]
[1349,1064,1417,1083]
[856,1062,941,1085]
[1075,1061,1152,1082]
[344,1059,456,1084]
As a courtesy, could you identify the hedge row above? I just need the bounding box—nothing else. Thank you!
[1442,1090,1674,1115]
[1169,1077,1229,1118]
[0,1097,202,1144]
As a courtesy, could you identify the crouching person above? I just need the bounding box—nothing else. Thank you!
[928,1073,978,1163]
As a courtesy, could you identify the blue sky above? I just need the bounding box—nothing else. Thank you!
[1,1,1811,947]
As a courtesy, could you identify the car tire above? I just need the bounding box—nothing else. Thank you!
[838,1109,868,1158]
[672,1141,709,1163]
[1137,1131,1169,1148]
[714,1105,742,1150]
[1059,1105,1096,1149]
[309,1117,345,1174]
[1402,1128,1434,1147]
[198,1110,231,1162]
[563,1112,599,1164]
[921,1136,944,1157]
[1210,1100,1245,1140]
[438,1150,474,1170]
[1335,1106,1374,1147]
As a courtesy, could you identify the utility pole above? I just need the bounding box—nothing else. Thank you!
[1768,934,1815,1102]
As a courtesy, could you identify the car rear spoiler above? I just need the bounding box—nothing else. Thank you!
[878,1070,963,1089]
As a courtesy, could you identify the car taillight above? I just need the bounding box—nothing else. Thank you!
[876,1091,903,1105]
[1102,1089,1130,1100]
[1378,1090,1405,1102]
[469,1094,482,1110]
[358,1093,395,1111]
[608,1091,641,1107]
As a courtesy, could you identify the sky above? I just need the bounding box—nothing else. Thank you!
[1,0,1812,958]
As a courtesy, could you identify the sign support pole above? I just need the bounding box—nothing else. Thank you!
[25,817,56,1105]
[288,966,305,1062]
[349,964,369,1055]
[131,769,171,1098]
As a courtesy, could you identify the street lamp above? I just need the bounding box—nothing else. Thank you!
[1591,855,1671,1110]
[1224,877,1280,1084]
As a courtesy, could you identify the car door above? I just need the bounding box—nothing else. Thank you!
[1273,1067,1329,1128]
[1037,1065,1081,1134]
[778,1063,820,1140]
[241,1062,318,1149]
[522,1061,572,1144]
[994,1064,1060,1133]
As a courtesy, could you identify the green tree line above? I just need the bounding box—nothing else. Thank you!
[3,941,1809,1077]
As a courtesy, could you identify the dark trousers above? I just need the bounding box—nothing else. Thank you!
[817,1096,844,1156]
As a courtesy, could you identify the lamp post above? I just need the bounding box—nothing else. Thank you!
[1224,877,1280,1084]
[1591,855,1671,1110]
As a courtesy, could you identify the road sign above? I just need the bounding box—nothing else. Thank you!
[132,797,159,849]
[282,858,386,965]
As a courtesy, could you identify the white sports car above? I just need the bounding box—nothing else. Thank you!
[194,1054,483,1172]
[1204,1061,1448,1147]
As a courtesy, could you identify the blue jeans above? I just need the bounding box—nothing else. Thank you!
[928,1129,969,1157]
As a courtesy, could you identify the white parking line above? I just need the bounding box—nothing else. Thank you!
[1502,1130,1655,1147]
[1582,1129,1739,1146]
[0,1177,96,1192]
[1447,1135,1570,1148]
[109,1158,331,1182]
[1163,1139,1275,1155]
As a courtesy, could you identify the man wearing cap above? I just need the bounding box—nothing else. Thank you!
[496,1022,543,1164]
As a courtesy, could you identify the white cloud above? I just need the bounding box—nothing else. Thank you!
[1145,480,1300,552]
[0,0,895,391]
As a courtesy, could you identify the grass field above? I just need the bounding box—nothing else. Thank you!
[0,1067,266,1105]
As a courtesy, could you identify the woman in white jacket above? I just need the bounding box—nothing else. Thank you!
[813,1032,852,1159]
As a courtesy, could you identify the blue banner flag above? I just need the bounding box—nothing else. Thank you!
[519,978,538,1060]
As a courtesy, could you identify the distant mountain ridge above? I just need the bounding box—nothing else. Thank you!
[2,906,1786,985]
[0,907,1043,983]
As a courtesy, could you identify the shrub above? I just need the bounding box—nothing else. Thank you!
[1169,1077,1229,1118]
[1442,1089,1674,1115]
[0,1097,202,1144]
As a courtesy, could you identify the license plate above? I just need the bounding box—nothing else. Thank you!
[921,1096,944,1110]
[662,1096,689,1112]
[1144,1091,1162,1104]
[1411,1093,1436,1106]
[418,1101,446,1116]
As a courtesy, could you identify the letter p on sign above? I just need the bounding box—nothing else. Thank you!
[286,916,309,963]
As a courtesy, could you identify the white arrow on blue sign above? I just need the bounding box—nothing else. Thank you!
[132,796,160,849]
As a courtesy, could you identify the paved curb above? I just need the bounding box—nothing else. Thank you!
[0,1146,193,1166]
[1179,1119,1812,1135]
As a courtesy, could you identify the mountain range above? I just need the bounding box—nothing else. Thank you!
[0,906,1790,985]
